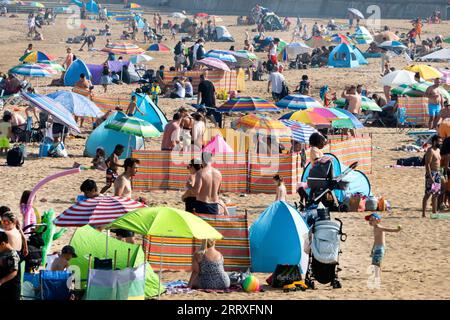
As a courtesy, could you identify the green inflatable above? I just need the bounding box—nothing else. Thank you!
[39,209,67,267]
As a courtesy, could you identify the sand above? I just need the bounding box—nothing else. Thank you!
[0,12,449,300]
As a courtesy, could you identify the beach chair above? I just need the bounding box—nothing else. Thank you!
[40,270,72,300]
[396,107,417,133]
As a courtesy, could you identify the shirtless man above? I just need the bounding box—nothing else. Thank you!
[113,158,140,243]
[422,135,442,217]
[179,107,194,151]
[341,85,362,136]
[425,78,445,129]
[50,245,77,271]
[125,95,144,117]
[100,144,124,194]
[190,152,222,215]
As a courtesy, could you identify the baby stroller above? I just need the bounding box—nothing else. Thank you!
[305,216,347,289]
[22,223,48,273]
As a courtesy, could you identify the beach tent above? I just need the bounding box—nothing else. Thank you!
[351,45,368,65]
[301,153,371,203]
[328,43,364,68]
[419,48,450,62]
[352,26,373,44]
[214,26,234,42]
[64,59,92,86]
[87,61,140,85]
[69,225,164,298]
[202,134,234,155]
[70,0,82,7]
[132,92,168,132]
[86,0,99,14]
[249,201,309,274]
[84,111,144,159]
[261,13,283,31]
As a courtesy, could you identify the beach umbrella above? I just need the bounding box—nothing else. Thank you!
[19,51,56,63]
[30,1,45,8]
[54,196,145,227]
[47,91,103,118]
[378,40,407,51]
[125,2,141,9]
[37,60,66,73]
[9,63,51,77]
[195,57,230,72]
[410,82,450,102]
[279,109,332,126]
[217,97,279,113]
[404,65,443,80]
[229,50,257,68]
[102,42,145,55]
[129,54,154,64]
[418,48,450,62]
[333,96,382,112]
[21,92,80,133]
[232,114,288,132]
[276,94,323,110]
[106,206,223,299]
[440,69,450,86]
[105,116,161,138]
[147,43,171,52]
[205,50,237,63]
[194,12,209,18]
[279,120,318,143]
[170,12,186,19]
[285,42,312,57]
[347,8,364,19]
[352,26,373,44]
[390,84,424,97]
[330,108,364,129]
[380,70,416,86]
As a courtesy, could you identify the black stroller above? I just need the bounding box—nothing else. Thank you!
[22,223,47,273]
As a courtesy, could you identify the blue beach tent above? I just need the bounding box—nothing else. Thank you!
[132,92,168,132]
[328,43,365,68]
[64,59,92,86]
[249,201,310,274]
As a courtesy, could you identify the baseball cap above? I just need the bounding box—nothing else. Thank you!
[365,213,381,221]
[62,245,78,258]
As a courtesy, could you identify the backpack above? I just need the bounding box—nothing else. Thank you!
[174,42,183,55]
[6,145,24,166]
[196,45,205,60]
[280,81,290,99]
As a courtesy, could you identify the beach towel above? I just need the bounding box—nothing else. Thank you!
[143,213,251,272]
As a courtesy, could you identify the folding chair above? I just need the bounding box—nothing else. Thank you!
[396,107,417,133]
[39,270,72,300]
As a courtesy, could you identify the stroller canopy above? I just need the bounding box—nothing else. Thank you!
[301,153,371,203]
[249,201,309,274]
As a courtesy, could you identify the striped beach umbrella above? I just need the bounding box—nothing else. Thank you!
[205,50,237,63]
[102,42,145,55]
[378,40,407,51]
[404,64,443,80]
[9,63,52,77]
[276,94,323,110]
[47,91,103,118]
[19,51,56,63]
[231,114,291,137]
[105,116,161,138]
[195,57,230,72]
[330,108,364,129]
[333,96,382,112]
[217,97,279,113]
[279,120,318,143]
[129,54,154,64]
[230,50,257,68]
[54,196,145,227]
[21,92,80,133]
[38,60,65,73]
[279,109,332,126]
[147,43,171,52]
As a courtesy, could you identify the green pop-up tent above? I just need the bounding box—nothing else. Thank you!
[69,225,164,298]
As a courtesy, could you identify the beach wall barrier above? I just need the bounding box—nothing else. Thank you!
[137,0,447,19]
[397,97,429,127]
[131,134,372,194]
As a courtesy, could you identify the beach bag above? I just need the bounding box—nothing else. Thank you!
[365,196,378,211]
[6,145,24,166]
[396,156,424,167]
[349,193,366,212]
[267,264,302,288]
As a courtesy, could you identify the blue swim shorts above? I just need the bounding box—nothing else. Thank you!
[428,104,441,117]
[371,245,385,267]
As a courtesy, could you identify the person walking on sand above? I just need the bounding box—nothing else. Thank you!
[425,78,445,130]
[365,213,401,288]
[422,135,443,217]
[100,144,125,194]
[273,175,287,202]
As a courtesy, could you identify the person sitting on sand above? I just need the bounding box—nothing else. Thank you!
[422,135,443,217]
[100,144,125,194]
[50,245,77,271]
[189,152,222,215]
[273,175,287,202]
[188,239,230,290]
[365,213,401,287]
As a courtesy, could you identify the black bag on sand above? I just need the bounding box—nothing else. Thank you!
[267,264,302,288]
[396,156,424,167]
[7,145,24,167]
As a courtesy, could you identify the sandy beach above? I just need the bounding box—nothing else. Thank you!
[0,11,449,300]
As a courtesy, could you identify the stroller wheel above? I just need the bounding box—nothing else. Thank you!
[305,279,315,290]
[332,279,342,289]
